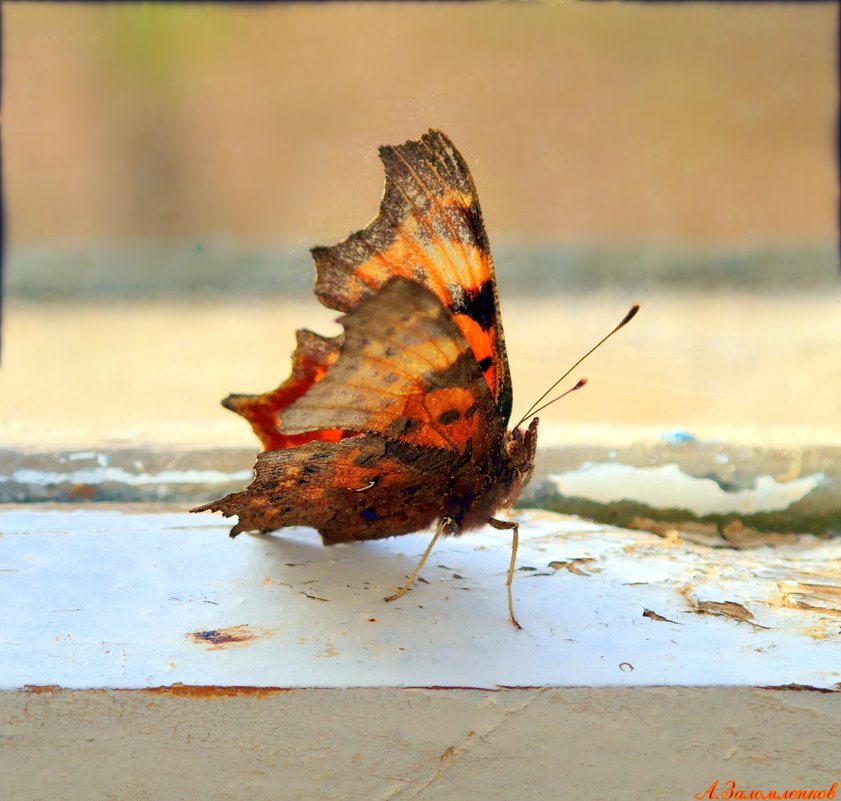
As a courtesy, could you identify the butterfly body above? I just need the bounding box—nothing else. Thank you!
[194,130,538,621]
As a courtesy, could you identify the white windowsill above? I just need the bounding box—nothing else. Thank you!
[2,507,839,800]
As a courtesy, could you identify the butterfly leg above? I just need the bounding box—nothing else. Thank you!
[488,517,522,631]
[384,516,454,604]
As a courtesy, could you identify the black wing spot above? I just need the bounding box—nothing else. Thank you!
[477,356,493,373]
[437,409,461,426]
[361,507,378,522]
[449,279,496,331]
[466,198,486,243]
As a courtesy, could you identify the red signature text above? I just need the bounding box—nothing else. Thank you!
[696,780,838,801]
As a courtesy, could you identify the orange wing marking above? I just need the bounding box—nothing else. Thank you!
[417,137,482,292]
[390,147,474,296]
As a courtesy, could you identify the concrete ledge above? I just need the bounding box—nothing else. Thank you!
[2,686,839,801]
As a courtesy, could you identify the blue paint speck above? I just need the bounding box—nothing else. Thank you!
[660,430,696,445]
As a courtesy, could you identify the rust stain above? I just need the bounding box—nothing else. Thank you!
[759,683,836,694]
[20,685,532,698]
[142,683,293,699]
[187,624,271,650]
[22,685,295,698]
[440,745,459,760]
[407,685,515,691]
[68,483,97,501]
[317,640,339,658]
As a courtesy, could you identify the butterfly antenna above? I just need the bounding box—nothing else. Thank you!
[524,377,588,420]
[515,304,640,429]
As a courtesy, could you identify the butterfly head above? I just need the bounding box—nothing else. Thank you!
[501,417,539,502]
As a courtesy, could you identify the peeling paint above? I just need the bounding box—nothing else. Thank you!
[549,463,824,516]
[696,600,757,623]
[1,466,252,487]
[782,583,841,618]
[4,509,841,690]
[188,625,271,650]
[548,559,594,576]
[643,609,680,624]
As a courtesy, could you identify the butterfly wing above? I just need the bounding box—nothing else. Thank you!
[195,133,527,544]
[197,278,504,541]
[281,277,501,458]
[221,329,348,450]
[312,129,513,424]
[193,434,457,543]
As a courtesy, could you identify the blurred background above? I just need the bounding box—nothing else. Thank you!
[2,3,838,450]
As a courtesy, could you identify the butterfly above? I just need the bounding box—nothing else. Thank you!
[194,129,635,628]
